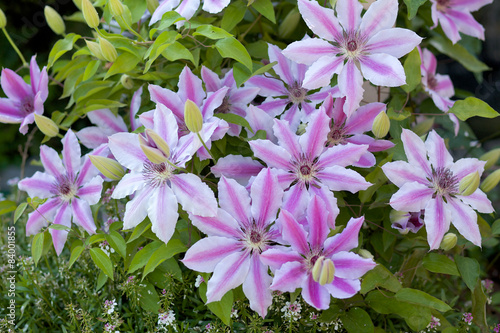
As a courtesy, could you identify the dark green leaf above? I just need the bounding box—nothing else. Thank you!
[492,219,500,235]
[401,47,421,93]
[403,0,427,19]
[32,232,44,266]
[14,202,28,224]
[128,241,162,273]
[449,97,499,121]
[341,307,374,333]
[194,25,233,39]
[161,42,195,64]
[105,231,127,259]
[0,200,16,215]
[68,245,84,268]
[215,37,253,71]
[95,271,108,291]
[472,281,488,331]
[251,0,276,23]
[199,283,233,325]
[360,264,402,294]
[142,239,187,279]
[138,281,160,313]
[454,255,480,291]
[395,288,452,312]
[89,247,114,280]
[221,0,246,31]
[215,113,254,133]
[127,219,151,243]
[422,253,460,276]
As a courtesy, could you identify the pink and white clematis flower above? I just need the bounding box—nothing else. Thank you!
[18,130,103,255]
[247,44,339,130]
[108,104,218,245]
[382,129,494,249]
[249,109,371,227]
[283,0,422,117]
[0,56,48,134]
[182,169,284,317]
[430,0,492,44]
[261,198,376,310]
[150,0,230,26]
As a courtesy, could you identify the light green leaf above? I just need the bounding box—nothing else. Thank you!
[341,307,374,333]
[83,60,100,81]
[360,264,402,294]
[32,232,45,267]
[138,281,160,313]
[95,270,108,291]
[48,224,72,231]
[454,255,480,291]
[403,0,427,19]
[127,219,151,243]
[68,245,84,268]
[215,37,253,71]
[194,25,233,39]
[492,219,500,235]
[395,288,452,312]
[199,283,233,325]
[214,113,254,133]
[48,33,81,68]
[422,253,460,276]
[106,52,141,78]
[0,200,16,215]
[251,0,275,23]
[123,0,147,23]
[221,0,246,31]
[449,97,499,121]
[142,239,187,280]
[14,202,28,224]
[161,42,195,64]
[89,247,114,280]
[402,47,421,93]
[85,234,106,246]
[105,231,127,259]
[128,241,162,273]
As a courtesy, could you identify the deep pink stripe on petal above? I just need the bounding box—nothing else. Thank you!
[242,255,273,317]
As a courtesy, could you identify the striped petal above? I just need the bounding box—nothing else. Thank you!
[302,274,331,309]
[182,236,242,272]
[170,173,218,217]
[190,208,242,238]
[324,217,364,256]
[148,185,179,244]
[389,181,434,212]
[269,261,306,292]
[218,176,252,224]
[50,202,72,256]
[71,198,97,234]
[251,169,283,227]
[424,197,451,250]
[242,255,273,317]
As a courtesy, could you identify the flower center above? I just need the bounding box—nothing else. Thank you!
[288,82,308,104]
[20,96,35,115]
[55,175,77,201]
[431,167,459,197]
[340,31,366,59]
[436,0,450,11]
[243,223,269,254]
[427,75,438,90]
[142,161,174,188]
[300,165,312,176]
[306,250,323,272]
[214,96,231,114]
[293,155,318,185]
[347,40,357,52]
[327,122,348,146]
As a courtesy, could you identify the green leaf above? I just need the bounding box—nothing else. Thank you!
[251,0,276,23]
[83,60,100,81]
[341,307,374,333]
[472,281,488,331]
[152,11,183,34]
[161,42,195,64]
[454,255,480,291]
[214,113,254,133]
[68,245,84,268]
[123,0,147,23]
[48,224,72,231]
[127,219,151,243]
[144,30,179,72]
[95,271,108,291]
[492,219,500,235]
[422,253,460,276]
[221,0,246,31]
[128,241,162,273]
[106,52,141,78]
[215,37,253,71]
[233,62,253,87]
[0,200,16,215]
[85,234,106,246]
[105,231,127,259]
[138,281,160,313]
[48,33,81,68]
[89,247,114,280]
[449,97,499,121]
[395,288,452,312]
[402,47,421,93]
[360,264,402,294]
[429,35,490,73]
[403,0,427,19]
[194,25,233,39]
[14,202,27,224]
[199,283,233,325]
[142,239,187,280]
[32,232,45,266]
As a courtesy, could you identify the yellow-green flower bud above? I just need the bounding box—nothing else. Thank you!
[184,100,203,133]
[98,36,118,62]
[34,114,59,137]
[296,122,307,135]
[480,169,500,193]
[108,0,124,17]
[146,0,159,14]
[358,249,374,260]
[139,132,170,164]
[311,256,335,285]
[81,0,100,29]
[145,129,170,158]
[372,111,390,138]
[479,148,500,170]
[311,256,324,283]
[439,233,457,251]
[279,8,300,39]
[412,117,435,137]
[73,0,83,10]
[85,40,106,60]
[44,6,65,35]
[0,8,7,29]
[459,171,480,196]
[120,74,133,89]
[89,155,125,180]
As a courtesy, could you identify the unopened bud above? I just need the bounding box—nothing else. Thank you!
[89,155,125,180]
[372,111,390,138]
[145,129,170,158]
[459,171,480,196]
[109,0,124,17]
[139,132,170,164]
[279,8,300,39]
[85,40,106,60]
[81,0,100,29]
[0,8,7,29]
[480,169,500,193]
[44,6,65,35]
[184,100,203,133]
[358,249,374,260]
[34,114,59,137]
[479,148,500,170]
[439,233,457,251]
[412,117,434,137]
[312,256,335,285]
[120,74,133,89]
[296,122,307,135]
[146,0,159,14]
[98,36,118,62]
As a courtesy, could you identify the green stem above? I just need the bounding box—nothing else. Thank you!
[2,27,27,66]
[196,132,217,162]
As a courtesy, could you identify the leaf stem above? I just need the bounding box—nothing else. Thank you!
[2,27,28,66]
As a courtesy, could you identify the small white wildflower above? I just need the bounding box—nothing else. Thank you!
[230,308,238,319]
[195,275,204,288]
[280,301,301,321]
[103,299,117,315]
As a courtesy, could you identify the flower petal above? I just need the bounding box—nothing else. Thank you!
[218,176,252,224]
[76,127,109,149]
[26,198,61,235]
[424,197,451,250]
[324,277,360,299]
[282,183,310,219]
[242,255,273,317]
[283,39,338,65]
[201,66,221,92]
[359,0,398,39]
[182,236,242,272]
[109,132,146,171]
[211,155,264,185]
[331,252,376,279]
[249,140,293,169]
[0,98,24,122]
[190,208,242,238]
[401,129,432,176]
[270,261,307,292]
[251,169,283,227]
[71,198,97,234]
[40,145,65,178]
[298,0,343,40]
[111,172,146,199]
[50,202,72,256]
[337,0,363,32]
[179,66,205,106]
[448,198,481,247]
[359,53,406,87]
[149,0,181,25]
[148,84,184,119]
[382,161,428,187]
[123,187,153,229]
[302,274,331,310]
[202,0,230,13]
[303,56,344,90]
[309,184,339,229]
[324,217,364,256]
[317,165,371,192]
[279,209,310,254]
[62,130,82,177]
[18,171,56,199]
[425,130,454,169]
[260,247,303,269]
[460,190,494,214]
[389,181,434,212]
[299,109,330,159]
[148,185,179,244]
[268,44,296,86]
[76,176,103,205]
[345,102,386,134]
[247,75,287,97]
[450,158,485,181]
[366,28,422,58]
[317,143,369,168]
[170,173,218,217]
[0,68,31,101]
[87,108,127,133]
[307,195,330,249]
[338,60,364,117]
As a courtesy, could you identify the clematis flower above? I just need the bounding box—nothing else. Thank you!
[150,0,230,26]
[108,104,218,245]
[389,210,424,234]
[249,108,371,227]
[247,44,339,130]
[381,129,494,249]
[182,169,284,317]
[0,56,48,134]
[18,130,103,255]
[260,198,376,310]
[430,0,492,44]
[201,66,260,136]
[283,0,422,117]
[419,48,459,135]
[321,94,394,168]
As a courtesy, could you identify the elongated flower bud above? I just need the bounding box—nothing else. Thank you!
[146,0,159,14]
[184,100,203,133]
[34,114,59,137]
[82,0,100,29]
[358,249,374,260]
[98,36,118,62]
[139,132,170,164]
[85,40,106,61]
[89,155,125,180]
[459,171,480,196]
[372,111,390,138]
[481,169,500,192]
[312,256,335,285]
[44,6,65,35]
[279,8,300,38]
[109,0,124,17]
[439,233,457,251]
[120,75,133,89]
[480,148,500,170]
[145,129,170,158]
[0,8,7,29]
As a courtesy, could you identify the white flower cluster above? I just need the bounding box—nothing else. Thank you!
[103,299,117,315]
[281,301,301,321]
[157,310,176,331]
[195,275,204,288]
[100,241,115,257]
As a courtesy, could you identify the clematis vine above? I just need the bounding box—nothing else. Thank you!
[283,0,422,117]
[430,0,492,44]
[108,104,218,245]
[18,130,103,255]
[261,197,376,310]
[150,0,230,26]
[249,108,371,227]
[247,44,339,130]
[182,169,284,317]
[382,129,494,249]
[0,56,48,134]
